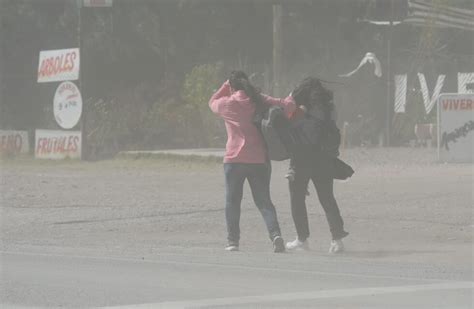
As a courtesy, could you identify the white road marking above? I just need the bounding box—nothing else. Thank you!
[1,250,451,283]
[103,282,474,308]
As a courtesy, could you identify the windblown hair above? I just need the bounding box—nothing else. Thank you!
[292,77,334,119]
[229,70,266,115]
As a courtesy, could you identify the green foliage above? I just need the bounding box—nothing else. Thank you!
[182,63,223,109]
[181,63,225,147]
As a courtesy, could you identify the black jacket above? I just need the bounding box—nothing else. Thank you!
[290,106,352,180]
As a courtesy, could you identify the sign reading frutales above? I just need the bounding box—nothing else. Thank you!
[35,129,82,160]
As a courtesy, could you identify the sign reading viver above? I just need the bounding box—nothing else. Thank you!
[54,81,83,129]
[438,93,474,163]
[37,48,80,83]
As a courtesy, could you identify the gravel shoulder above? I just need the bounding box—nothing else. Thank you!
[1,148,473,281]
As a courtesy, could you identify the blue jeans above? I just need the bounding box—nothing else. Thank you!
[224,163,282,245]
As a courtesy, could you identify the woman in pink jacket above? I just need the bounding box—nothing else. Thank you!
[209,71,296,252]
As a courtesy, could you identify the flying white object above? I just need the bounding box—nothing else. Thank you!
[339,52,382,78]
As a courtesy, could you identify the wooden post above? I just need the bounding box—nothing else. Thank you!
[77,2,87,160]
[0,29,4,116]
[273,4,284,96]
[385,0,394,146]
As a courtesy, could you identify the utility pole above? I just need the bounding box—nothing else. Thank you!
[273,4,284,97]
[77,0,86,160]
[0,25,4,119]
[385,0,394,146]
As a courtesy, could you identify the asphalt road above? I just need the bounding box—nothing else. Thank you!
[1,148,473,308]
[1,251,472,308]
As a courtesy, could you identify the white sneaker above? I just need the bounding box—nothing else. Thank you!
[285,238,309,251]
[328,239,344,254]
[225,244,239,252]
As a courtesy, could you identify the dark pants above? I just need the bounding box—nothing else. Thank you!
[289,157,347,241]
[224,163,281,245]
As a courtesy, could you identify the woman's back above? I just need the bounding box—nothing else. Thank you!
[209,78,295,164]
[212,89,267,164]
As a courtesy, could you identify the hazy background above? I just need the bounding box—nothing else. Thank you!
[1,0,472,158]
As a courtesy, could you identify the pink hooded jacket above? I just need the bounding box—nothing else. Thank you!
[209,81,296,164]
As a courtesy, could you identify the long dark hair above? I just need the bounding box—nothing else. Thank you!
[292,77,334,119]
[229,70,266,115]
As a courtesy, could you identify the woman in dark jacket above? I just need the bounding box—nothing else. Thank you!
[285,78,349,253]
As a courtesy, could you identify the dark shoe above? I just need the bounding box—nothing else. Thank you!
[337,231,349,239]
[273,236,285,253]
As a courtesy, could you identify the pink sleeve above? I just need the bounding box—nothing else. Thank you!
[261,94,296,117]
[209,81,232,114]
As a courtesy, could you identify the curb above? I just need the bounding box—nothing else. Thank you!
[117,150,224,163]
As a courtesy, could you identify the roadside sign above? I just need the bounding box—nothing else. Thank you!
[54,81,83,129]
[35,129,81,160]
[438,93,474,163]
[83,0,113,7]
[37,48,80,83]
[0,130,29,155]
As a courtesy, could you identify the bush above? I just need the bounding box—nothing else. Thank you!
[181,63,226,147]
[85,63,227,159]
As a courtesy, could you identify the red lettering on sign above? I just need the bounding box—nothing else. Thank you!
[69,52,77,71]
[0,134,22,153]
[442,99,474,111]
[453,100,459,110]
[66,136,79,152]
[72,136,79,152]
[36,135,80,155]
[442,101,449,110]
[64,53,72,71]
[466,99,473,110]
[36,137,47,154]
[58,82,78,97]
[38,52,78,79]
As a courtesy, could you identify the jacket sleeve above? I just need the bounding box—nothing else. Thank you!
[289,106,306,120]
[209,81,232,115]
[261,94,296,118]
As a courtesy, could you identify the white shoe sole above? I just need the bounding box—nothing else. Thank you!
[286,242,309,251]
[328,242,344,254]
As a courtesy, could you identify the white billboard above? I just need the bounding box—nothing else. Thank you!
[35,129,81,160]
[438,93,474,163]
[37,48,80,83]
[54,81,82,129]
[0,130,29,155]
[83,0,113,7]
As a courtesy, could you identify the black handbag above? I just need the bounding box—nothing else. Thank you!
[333,158,354,180]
